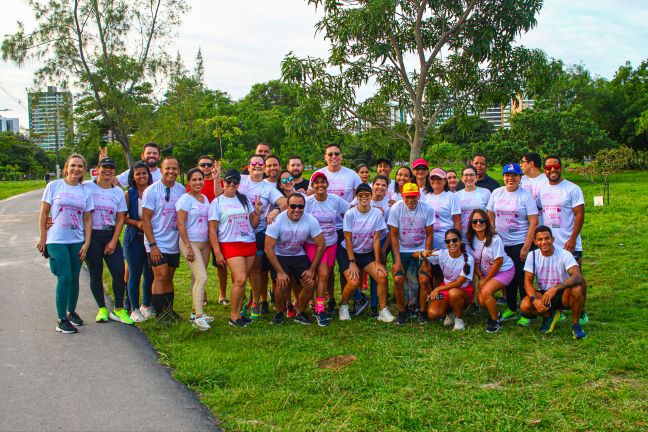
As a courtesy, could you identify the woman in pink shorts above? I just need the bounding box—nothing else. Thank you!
[304,172,350,324]
[466,208,515,333]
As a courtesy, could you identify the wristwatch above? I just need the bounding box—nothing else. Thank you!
[349,259,355,263]
[149,242,157,248]
[530,295,536,302]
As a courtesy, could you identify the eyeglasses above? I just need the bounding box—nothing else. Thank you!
[250,161,265,167]
[199,163,213,168]
[462,173,476,177]
[520,159,528,164]
[281,176,294,184]
[225,178,240,185]
[471,218,487,225]
[326,152,341,157]
[289,203,305,210]
[164,187,170,202]
[444,238,460,245]
[544,163,561,171]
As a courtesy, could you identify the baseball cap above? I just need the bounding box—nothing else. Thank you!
[355,183,372,195]
[412,158,429,169]
[502,163,522,175]
[98,157,116,168]
[376,157,392,167]
[310,171,328,183]
[429,168,447,179]
[401,183,420,197]
[224,169,241,181]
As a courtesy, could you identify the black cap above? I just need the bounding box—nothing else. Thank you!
[355,183,372,194]
[376,157,392,167]
[98,157,116,168]
[224,169,241,181]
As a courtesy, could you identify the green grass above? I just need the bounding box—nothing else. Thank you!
[114,172,647,431]
[0,180,45,200]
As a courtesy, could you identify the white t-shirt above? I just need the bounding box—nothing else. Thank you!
[265,211,323,256]
[85,181,127,230]
[351,195,390,240]
[175,193,210,242]
[422,191,461,249]
[208,195,256,244]
[521,173,549,200]
[42,179,95,244]
[310,166,361,203]
[142,181,186,253]
[305,194,350,246]
[524,247,579,292]
[117,167,162,188]
[468,234,514,276]
[390,191,403,203]
[342,207,387,253]
[486,187,538,246]
[426,249,474,288]
[386,181,396,199]
[536,179,585,251]
[239,176,284,233]
[387,200,436,253]
[455,187,491,239]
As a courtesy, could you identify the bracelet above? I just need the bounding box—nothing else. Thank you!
[349,258,355,263]
[149,242,157,248]
[530,295,536,302]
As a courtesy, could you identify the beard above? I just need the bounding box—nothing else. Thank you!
[291,168,303,178]
[146,159,158,168]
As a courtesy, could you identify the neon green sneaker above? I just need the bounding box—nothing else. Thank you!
[96,307,109,322]
[579,312,589,325]
[500,308,519,321]
[109,308,134,325]
[250,304,261,320]
[516,316,531,327]
[559,312,566,322]
[539,310,561,334]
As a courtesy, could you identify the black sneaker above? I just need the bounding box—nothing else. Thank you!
[260,301,270,315]
[229,317,250,327]
[315,312,330,327]
[368,306,379,318]
[495,297,507,305]
[467,303,479,315]
[294,312,312,325]
[417,312,429,325]
[67,312,84,326]
[395,312,409,325]
[353,296,369,317]
[327,298,336,314]
[486,318,502,333]
[241,315,252,325]
[271,312,284,325]
[56,319,77,334]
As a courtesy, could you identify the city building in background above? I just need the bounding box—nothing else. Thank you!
[468,94,534,128]
[28,86,73,151]
[0,115,19,133]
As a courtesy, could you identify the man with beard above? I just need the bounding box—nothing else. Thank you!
[115,143,162,187]
[287,155,310,193]
[456,154,500,192]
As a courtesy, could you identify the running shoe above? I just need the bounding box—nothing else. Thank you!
[286,303,296,318]
[229,317,250,327]
[110,309,134,325]
[250,304,261,320]
[271,312,285,325]
[466,303,479,315]
[443,313,455,327]
[579,311,589,325]
[316,312,330,327]
[486,318,502,333]
[496,296,507,305]
[353,296,369,317]
[378,307,395,323]
[369,306,379,318]
[130,309,146,323]
[572,323,587,340]
[559,312,566,322]
[96,307,109,323]
[202,314,214,323]
[294,312,312,325]
[189,312,196,322]
[193,316,211,331]
[417,312,428,325]
[539,310,561,334]
[260,301,270,315]
[326,298,336,314]
[241,315,252,325]
[500,308,519,321]
[140,305,155,319]
[453,318,466,331]
[395,311,409,325]
[339,305,351,321]
[56,318,77,334]
[67,312,84,326]
[218,298,230,306]
[516,316,531,327]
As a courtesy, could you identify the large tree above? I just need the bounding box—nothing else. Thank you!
[2,0,188,166]
[282,0,543,162]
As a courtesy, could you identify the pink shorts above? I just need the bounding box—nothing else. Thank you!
[304,243,337,267]
[492,267,515,286]
[438,282,474,302]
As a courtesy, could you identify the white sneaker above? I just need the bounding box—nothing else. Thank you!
[130,309,146,323]
[202,314,214,323]
[192,316,211,331]
[339,304,351,321]
[189,312,196,322]
[453,317,465,331]
[378,307,395,323]
[140,305,155,319]
[443,313,455,327]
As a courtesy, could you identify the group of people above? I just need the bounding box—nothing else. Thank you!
[38,142,588,339]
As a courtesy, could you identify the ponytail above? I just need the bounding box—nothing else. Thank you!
[460,242,471,276]
[235,191,250,212]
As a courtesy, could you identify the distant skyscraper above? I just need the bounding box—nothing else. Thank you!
[0,115,19,133]
[28,86,73,151]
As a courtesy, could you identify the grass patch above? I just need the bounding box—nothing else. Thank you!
[0,180,45,200]
[109,171,648,431]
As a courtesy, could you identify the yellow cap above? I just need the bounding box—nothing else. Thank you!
[401,182,420,197]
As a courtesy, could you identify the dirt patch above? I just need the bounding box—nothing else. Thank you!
[317,355,358,370]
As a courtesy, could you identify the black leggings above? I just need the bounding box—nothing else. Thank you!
[86,229,126,309]
[504,243,527,312]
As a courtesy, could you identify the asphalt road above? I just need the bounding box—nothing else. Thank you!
[0,189,219,432]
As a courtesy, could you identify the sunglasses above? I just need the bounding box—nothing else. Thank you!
[471,218,487,225]
[544,164,561,171]
[199,162,214,168]
[250,161,265,167]
[225,178,240,185]
[281,176,294,184]
[444,238,460,245]
[289,204,305,210]
[326,152,341,157]
[164,187,170,202]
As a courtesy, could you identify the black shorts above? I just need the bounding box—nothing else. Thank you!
[537,290,568,311]
[270,255,311,282]
[148,252,180,268]
[338,251,376,273]
[254,231,270,271]
[572,250,583,263]
[431,264,443,277]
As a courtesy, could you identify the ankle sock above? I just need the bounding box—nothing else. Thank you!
[315,297,325,314]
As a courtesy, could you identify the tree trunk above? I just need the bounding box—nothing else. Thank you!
[115,131,133,168]
[409,115,425,163]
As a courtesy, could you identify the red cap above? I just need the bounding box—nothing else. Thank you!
[310,171,328,183]
[412,158,429,169]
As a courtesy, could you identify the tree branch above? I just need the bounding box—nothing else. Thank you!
[424,0,477,71]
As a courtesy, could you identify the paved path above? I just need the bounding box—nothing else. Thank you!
[0,189,219,432]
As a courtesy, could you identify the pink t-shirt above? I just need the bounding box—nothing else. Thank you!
[387,200,436,253]
[42,179,95,244]
[486,187,538,246]
[208,195,256,243]
[342,207,387,253]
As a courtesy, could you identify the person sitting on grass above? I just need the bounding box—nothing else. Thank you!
[520,225,587,339]
[417,228,475,331]
[338,183,395,323]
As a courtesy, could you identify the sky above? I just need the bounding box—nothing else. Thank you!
[1,0,647,129]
